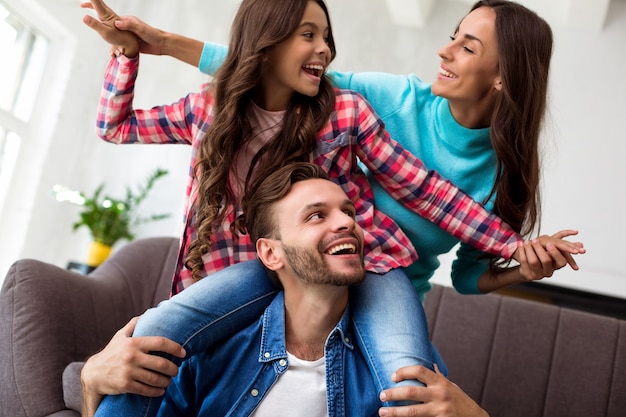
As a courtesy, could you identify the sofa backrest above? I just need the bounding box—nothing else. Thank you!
[423,284,626,417]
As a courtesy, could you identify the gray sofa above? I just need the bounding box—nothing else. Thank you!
[1,237,625,417]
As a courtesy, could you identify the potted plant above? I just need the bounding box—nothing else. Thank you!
[53,168,171,266]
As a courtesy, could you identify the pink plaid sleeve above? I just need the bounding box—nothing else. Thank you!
[354,95,522,259]
[97,55,210,146]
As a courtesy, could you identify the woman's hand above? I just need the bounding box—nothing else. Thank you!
[378,365,489,417]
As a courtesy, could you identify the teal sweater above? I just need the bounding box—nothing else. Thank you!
[200,43,496,296]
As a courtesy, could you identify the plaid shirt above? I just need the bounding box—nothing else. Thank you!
[98,55,522,295]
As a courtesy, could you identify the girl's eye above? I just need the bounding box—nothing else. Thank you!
[303,32,314,39]
[463,46,474,53]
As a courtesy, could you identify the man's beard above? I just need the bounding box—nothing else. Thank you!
[282,243,365,286]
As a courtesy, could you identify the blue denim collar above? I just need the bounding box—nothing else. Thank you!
[258,291,354,364]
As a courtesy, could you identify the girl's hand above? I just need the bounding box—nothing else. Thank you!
[81,0,139,57]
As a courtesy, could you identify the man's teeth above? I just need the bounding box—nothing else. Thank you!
[439,67,457,78]
[326,243,356,255]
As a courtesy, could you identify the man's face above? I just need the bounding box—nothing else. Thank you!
[272,178,365,286]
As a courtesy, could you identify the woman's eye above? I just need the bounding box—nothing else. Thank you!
[463,46,474,53]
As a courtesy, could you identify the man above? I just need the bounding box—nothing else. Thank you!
[87,163,489,417]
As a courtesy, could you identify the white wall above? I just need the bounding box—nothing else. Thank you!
[1,0,625,298]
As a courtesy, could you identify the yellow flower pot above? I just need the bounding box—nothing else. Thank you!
[86,241,112,267]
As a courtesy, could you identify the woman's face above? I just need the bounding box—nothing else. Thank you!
[431,7,501,106]
[259,0,331,111]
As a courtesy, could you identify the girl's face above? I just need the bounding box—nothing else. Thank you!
[259,0,331,111]
[431,7,501,107]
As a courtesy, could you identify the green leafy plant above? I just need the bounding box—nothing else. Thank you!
[53,168,171,246]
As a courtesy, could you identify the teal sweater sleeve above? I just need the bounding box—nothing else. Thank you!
[199,42,228,75]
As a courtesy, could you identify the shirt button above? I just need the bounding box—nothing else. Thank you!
[344,337,350,343]
[264,352,270,358]
[279,359,287,366]
[251,389,259,397]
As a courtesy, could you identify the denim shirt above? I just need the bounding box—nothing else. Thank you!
[157,292,380,416]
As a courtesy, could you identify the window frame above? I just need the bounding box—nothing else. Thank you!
[0,0,76,279]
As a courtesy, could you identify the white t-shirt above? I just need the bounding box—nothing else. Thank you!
[251,351,328,417]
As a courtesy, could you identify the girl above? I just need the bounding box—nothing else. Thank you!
[81,0,582,415]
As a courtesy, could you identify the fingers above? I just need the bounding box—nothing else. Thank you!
[547,243,578,271]
[85,0,112,17]
[119,380,167,398]
[549,239,585,254]
[130,335,187,359]
[519,240,562,280]
[551,229,578,240]
[544,243,569,269]
[518,240,551,280]
[80,0,139,55]
[117,316,140,337]
[82,14,108,36]
[378,400,428,417]
[114,15,144,32]
[529,240,556,277]
[392,365,436,385]
[518,232,585,281]
[380,385,430,407]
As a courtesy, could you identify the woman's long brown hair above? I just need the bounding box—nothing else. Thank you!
[471,1,553,269]
[186,0,337,281]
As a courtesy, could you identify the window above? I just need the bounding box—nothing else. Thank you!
[0,2,48,191]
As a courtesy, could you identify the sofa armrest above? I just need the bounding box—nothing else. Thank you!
[0,237,178,417]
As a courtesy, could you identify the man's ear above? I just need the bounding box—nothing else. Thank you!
[256,238,284,272]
